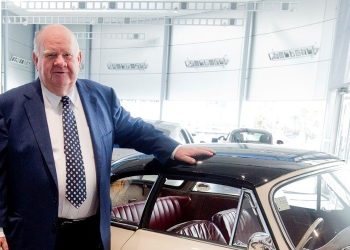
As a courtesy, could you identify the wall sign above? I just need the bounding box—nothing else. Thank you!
[107,62,148,71]
[268,46,319,61]
[185,56,229,68]
[9,55,31,67]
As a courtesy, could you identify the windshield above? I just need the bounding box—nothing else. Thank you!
[229,131,272,144]
[273,168,350,250]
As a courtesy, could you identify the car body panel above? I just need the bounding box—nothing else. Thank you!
[120,230,235,250]
[111,227,134,249]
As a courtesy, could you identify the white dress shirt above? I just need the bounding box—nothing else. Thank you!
[41,84,98,219]
[0,84,99,238]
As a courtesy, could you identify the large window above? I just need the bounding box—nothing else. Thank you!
[241,100,326,150]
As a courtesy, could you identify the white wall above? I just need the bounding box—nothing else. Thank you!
[4,23,34,90]
[90,25,164,100]
[249,0,337,101]
[168,25,244,101]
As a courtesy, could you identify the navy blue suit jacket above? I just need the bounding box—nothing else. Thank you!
[0,79,179,250]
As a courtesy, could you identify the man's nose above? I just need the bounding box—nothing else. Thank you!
[53,55,67,67]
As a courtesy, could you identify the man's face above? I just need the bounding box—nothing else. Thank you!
[33,27,81,95]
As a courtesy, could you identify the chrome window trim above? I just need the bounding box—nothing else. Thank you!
[229,189,244,245]
[110,173,160,229]
[111,220,139,231]
[269,163,345,249]
[245,189,271,234]
[230,188,272,247]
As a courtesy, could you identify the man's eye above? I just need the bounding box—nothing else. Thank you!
[64,53,73,58]
[46,54,56,58]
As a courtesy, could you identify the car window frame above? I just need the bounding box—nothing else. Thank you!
[269,164,345,249]
[110,170,272,249]
[141,174,271,248]
[110,173,163,230]
[229,188,272,247]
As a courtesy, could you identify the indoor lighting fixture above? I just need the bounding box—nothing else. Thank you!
[4,1,297,12]
[3,15,243,26]
[74,32,145,40]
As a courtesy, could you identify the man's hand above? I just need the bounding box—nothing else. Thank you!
[0,237,9,250]
[174,146,215,165]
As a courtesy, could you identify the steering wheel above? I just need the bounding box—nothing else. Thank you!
[296,218,324,250]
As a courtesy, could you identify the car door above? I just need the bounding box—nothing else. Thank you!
[111,174,273,250]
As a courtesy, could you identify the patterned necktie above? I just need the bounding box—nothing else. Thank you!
[61,96,87,208]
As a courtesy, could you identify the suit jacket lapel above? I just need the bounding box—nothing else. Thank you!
[23,79,58,187]
[76,80,103,188]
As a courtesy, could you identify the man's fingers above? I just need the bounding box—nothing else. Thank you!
[177,155,197,165]
[0,237,9,250]
[193,147,215,156]
[174,146,215,164]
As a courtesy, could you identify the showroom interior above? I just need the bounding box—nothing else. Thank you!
[1,0,350,161]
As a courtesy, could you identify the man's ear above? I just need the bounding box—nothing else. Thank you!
[78,51,84,70]
[32,52,38,70]
[78,51,82,63]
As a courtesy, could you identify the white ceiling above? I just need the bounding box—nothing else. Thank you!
[3,0,283,19]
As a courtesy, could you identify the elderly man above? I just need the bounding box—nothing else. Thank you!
[0,24,214,250]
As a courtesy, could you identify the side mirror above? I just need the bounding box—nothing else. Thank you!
[248,232,275,250]
[276,140,284,145]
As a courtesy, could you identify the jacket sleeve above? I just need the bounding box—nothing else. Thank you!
[110,89,179,164]
[0,108,8,228]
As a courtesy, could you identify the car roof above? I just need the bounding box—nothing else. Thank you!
[111,143,342,188]
[229,128,272,135]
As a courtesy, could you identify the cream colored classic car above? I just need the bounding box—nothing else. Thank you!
[110,144,350,250]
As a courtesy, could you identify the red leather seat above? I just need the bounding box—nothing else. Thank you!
[149,196,191,230]
[167,220,227,244]
[112,196,191,230]
[211,208,262,245]
[112,200,145,224]
[211,208,237,242]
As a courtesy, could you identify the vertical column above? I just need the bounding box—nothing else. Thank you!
[159,17,172,120]
[322,0,350,154]
[0,5,3,93]
[237,11,255,127]
[33,24,40,80]
[84,25,92,79]
[2,6,9,92]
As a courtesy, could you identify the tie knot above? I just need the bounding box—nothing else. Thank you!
[61,96,70,106]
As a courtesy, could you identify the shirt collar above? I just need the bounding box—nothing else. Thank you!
[41,83,78,109]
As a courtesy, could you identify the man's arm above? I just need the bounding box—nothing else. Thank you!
[0,110,9,250]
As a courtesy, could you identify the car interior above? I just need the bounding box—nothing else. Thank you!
[110,175,265,247]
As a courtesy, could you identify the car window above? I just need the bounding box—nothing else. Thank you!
[273,168,350,249]
[141,175,184,186]
[110,175,157,225]
[179,129,190,144]
[145,178,267,247]
[232,192,265,247]
[229,131,272,144]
